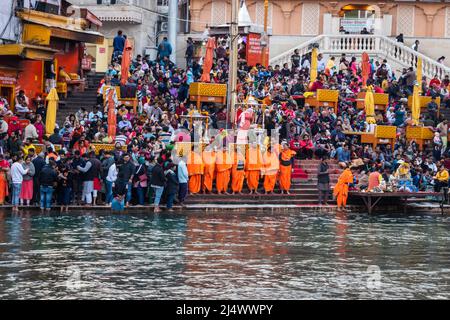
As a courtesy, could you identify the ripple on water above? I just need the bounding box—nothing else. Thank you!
[0,211,449,299]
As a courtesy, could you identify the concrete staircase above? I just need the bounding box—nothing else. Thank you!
[185,159,341,206]
[56,72,104,125]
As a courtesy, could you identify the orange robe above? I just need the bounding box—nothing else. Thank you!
[279,149,297,191]
[246,146,263,191]
[187,151,204,194]
[231,149,246,193]
[262,151,279,192]
[333,168,354,207]
[216,150,232,193]
[202,150,216,192]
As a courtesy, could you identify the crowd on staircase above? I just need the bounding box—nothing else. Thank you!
[0,31,450,212]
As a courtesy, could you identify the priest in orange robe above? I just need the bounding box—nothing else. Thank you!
[202,147,216,194]
[333,165,356,211]
[279,142,297,194]
[187,148,204,194]
[262,146,279,194]
[231,145,246,195]
[216,145,233,194]
[246,142,263,194]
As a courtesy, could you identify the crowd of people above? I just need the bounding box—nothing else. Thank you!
[0,29,450,212]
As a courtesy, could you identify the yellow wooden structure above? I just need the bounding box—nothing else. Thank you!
[356,92,389,111]
[406,126,434,150]
[345,125,397,149]
[188,82,227,109]
[304,89,339,113]
[407,96,441,116]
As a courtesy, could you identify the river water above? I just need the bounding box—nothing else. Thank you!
[0,210,449,299]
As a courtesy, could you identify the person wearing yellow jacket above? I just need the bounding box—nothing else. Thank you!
[434,165,449,193]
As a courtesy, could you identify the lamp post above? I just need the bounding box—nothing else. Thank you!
[261,0,269,68]
[227,0,239,128]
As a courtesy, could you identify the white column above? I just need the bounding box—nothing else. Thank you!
[323,14,332,34]
[168,0,178,63]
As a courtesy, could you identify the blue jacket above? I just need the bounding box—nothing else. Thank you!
[113,35,125,53]
[158,40,172,59]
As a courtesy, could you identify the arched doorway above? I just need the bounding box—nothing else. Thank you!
[338,4,381,34]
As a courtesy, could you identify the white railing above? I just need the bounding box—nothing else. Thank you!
[269,34,450,79]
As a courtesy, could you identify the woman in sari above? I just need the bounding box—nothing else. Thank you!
[0,154,9,205]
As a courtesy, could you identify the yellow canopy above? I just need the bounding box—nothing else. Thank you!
[45,87,59,136]
[310,47,318,85]
[411,84,421,126]
[365,86,376,124]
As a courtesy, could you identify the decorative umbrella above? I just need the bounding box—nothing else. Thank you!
[200,37,216,83]
[411,57,423,125]
[120,38,133,85]
[416,57,422,94]
[411,83,421,126]
[107,87,117,140]
[45,87,59,136]
[365,86,376,124]
[309,47,318,86]
[361,52,370,87]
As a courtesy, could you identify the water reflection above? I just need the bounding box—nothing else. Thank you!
[0,210,448,299]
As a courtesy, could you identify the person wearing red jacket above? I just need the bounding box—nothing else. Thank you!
[299,133,314,159]
[289,134,301,158]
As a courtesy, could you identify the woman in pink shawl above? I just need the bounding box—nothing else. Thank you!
[34,114,45,143]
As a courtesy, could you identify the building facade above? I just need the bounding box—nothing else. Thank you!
[0,0,103,108]
[71,0,160,72]
[186,0,450,64]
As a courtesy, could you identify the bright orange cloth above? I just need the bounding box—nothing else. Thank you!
[279,149,296,191]
[231,150,245,193]
[200,38,216,83]
[246,146,262,191]
[216,150,232,192]
[120,39,133,85]
[187,151,204,194]
[0,171,8,204]
[202,150,216,192]
[333,168,354,207]
[188,175,202,194]
[262,150,279,192]
[107,89,117,139]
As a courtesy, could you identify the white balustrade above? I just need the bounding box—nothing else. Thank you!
[269,34,450,79]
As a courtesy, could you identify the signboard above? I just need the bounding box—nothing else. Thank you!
[340,18,374,33]
[246,33,269,67]
[0,70,17,85]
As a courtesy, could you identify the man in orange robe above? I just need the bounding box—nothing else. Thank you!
[246,143,263,194]
[262,146,279,194]
[202,147,216,194]
[187,149,204,194]
[279,142,297,194]
[333,165,356,211]
[216,146,233,194]
[231,145,246,195]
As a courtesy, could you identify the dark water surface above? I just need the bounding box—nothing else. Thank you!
[0,210,449,299]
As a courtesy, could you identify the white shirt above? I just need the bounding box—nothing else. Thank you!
[0,120,8,134]
[11,161,28,184]
[106,163,118,182]
[24,124,38,140]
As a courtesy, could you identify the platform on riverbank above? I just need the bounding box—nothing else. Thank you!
[0,202,448,215]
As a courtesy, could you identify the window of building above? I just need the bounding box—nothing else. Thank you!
[255,1,273,28]
[211,0,227,26]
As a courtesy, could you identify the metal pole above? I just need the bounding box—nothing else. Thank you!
[227,0,239,129]
[168,0,178,63]
[261,0,268,67]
